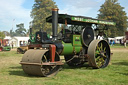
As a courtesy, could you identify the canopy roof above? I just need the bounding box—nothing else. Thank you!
[46,14,115,26]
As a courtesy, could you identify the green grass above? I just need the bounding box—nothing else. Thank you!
[0,48,128,85]
[110,43,128,48]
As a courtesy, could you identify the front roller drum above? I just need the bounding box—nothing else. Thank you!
[88,40,111,68]
[20,49,62,77]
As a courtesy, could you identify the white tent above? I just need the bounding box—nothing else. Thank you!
[115,36,124,43]
[9,37,29,47]
[108,36,124,44]
[4,36,11,40]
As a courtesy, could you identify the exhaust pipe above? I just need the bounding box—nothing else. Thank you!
[30,28,32,35]
[52,8,59,40]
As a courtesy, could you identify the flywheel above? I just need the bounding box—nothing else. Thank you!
[81,26,94,47]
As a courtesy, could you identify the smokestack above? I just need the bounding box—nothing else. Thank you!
[30,28,32,35]
[52,8,59,40]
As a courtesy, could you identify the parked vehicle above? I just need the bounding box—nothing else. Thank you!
[20,8,115,77]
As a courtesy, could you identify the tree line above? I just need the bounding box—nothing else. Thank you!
[98,0,128,37]
[0,23,29,39]
[10,23,29,37]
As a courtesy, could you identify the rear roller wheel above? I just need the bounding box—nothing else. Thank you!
[21,49,61,77]
[88,40,111,68]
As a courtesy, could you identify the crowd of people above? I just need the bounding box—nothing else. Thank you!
[109,37,127,47]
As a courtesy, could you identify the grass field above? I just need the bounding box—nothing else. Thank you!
[0,46,128,85]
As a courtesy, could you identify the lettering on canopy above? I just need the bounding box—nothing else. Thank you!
[71,17,115,25]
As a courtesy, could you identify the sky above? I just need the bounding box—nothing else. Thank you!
[0,0,127,32]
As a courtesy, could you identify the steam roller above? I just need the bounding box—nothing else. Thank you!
[20,8,115,77]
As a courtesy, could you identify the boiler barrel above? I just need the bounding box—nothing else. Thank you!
[60,43,82,55]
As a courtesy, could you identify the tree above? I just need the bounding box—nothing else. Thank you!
[15,23,27,36]
[0,31,5,39]
[26,29,30,37]
[98,0,128,37]
[3,31,10,36]
[10,23,27,37]
[31,0,57,34]
[10,29,15,37]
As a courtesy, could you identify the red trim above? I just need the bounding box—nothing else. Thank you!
[28,44,42,48]
[49,45,56,62]
[0,47,3,51]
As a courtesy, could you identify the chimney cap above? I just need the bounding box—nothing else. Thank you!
[52,8,59,11]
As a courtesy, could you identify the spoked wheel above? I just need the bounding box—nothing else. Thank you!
[88,40,111,68]
[21,49,61,77]
[41,51,61,77]
[64,55,85,67]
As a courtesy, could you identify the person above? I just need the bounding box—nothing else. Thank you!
[97,31,103,40]
[110,40,113,46]
[21,41,23,46]
[11,42,14,49]
[123,38,126,48]
[119,39,122,45]
[110,40,114,46]
[7,43,10,46]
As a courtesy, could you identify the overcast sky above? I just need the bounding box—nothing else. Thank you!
[0,0,127,32]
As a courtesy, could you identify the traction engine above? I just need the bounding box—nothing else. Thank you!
[20,8,115,77]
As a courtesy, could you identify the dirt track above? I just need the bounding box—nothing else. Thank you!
[11,48,17,51]
[111,48,128,52]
